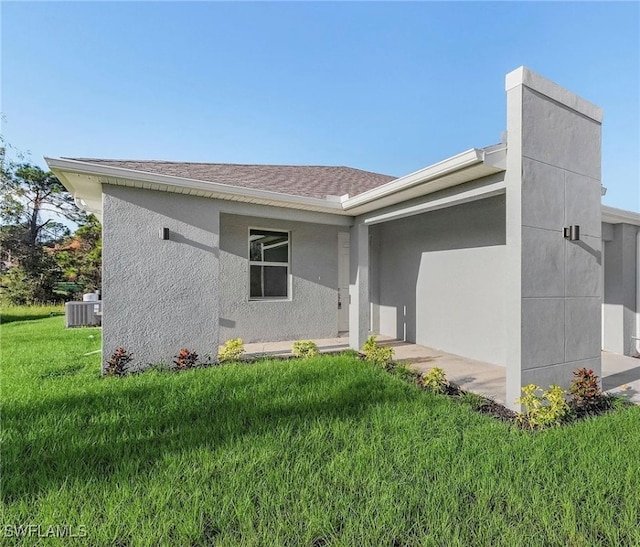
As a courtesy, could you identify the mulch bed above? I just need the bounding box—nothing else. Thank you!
[403,370,518,422]
[382,360,627,428]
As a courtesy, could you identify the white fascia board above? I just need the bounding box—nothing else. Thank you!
[46,147,507,222]
[45,157,347,215]
[363,178,506,225]
[601,204,640,226]
[342,148,485,211]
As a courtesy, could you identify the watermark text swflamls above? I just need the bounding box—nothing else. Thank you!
[3,524,88,538]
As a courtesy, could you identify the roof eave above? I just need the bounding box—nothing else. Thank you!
[342,147,506,216]
[47,162,104,221]
[602,204,640,226]
[45,157,348,217]
[45,146,508,221]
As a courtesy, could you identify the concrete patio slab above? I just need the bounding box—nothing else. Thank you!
[242,335,507,403]
[602,351,640,404]
[242,337,349,358]
[241,337,639,407]
[378,338,507,403]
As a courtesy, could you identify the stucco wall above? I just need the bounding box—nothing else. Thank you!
[603,222,639,355]
[219,213,346,343]
[102,185,220,369]
[372,195,507,365]
[517,87,602,390]
[503,68,603,407]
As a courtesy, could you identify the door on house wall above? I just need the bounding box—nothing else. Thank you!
[338,232,350,332]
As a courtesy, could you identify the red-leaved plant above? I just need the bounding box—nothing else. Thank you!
[173,348,199,369]
[569,368,604,411]
[105,347,133,376]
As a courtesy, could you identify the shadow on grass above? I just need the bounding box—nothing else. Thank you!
[2,369,412,502]
[0,312,64,325]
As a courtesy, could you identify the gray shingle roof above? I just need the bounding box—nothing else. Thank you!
[64,159,396,199]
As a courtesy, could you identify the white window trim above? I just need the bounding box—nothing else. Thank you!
[248,227,292,301]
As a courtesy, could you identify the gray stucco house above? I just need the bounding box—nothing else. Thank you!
[46,67,640,408]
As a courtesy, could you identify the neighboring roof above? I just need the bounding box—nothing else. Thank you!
[62,159,396,200]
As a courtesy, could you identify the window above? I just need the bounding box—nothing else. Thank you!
[249,229,290,299]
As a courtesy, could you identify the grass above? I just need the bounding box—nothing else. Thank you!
[0,304,64,325]
[2,309,640,546]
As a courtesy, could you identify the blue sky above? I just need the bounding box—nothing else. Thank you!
[2,1,638,211]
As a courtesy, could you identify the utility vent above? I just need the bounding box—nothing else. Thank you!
[65,301,102,328]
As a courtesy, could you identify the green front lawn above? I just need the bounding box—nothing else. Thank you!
[2,310,640,546]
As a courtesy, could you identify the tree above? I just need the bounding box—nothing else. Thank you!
[51,214,102,297]
[1,163,84,247]
[0,154,91,304]
[0,255,61,305]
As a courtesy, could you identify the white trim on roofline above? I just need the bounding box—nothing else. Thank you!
[342,149,484,209]
[45,155,640,226]
[341,147,506,216]
[45,157,347,216]
[362,178,507,225]
[45,145,507,220]
[602,205,640,226]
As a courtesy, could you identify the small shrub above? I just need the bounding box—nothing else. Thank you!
[569,368,607,412]
[421,367,449,394]
[218,338,245,363]
[361,335,394,366]
[292,340,319,359]
[516,384,570,430]
[173,348,199,369]
[105,347,133,376]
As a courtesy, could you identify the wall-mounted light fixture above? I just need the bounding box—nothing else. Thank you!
[160,227,170,240]
[563,225,580,241]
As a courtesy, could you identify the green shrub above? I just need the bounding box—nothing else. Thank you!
[421,367,449,394]
[292,340,319,359]
[105,347,133,376]
[361,335,394,366]
[516,384,570,430]
[218,338,244,363]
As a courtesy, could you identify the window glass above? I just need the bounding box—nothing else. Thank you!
[249,229,289,299]
[250,265,288,298]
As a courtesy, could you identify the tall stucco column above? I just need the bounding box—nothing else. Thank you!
[349,221,370,350]
[504,67,603,409]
